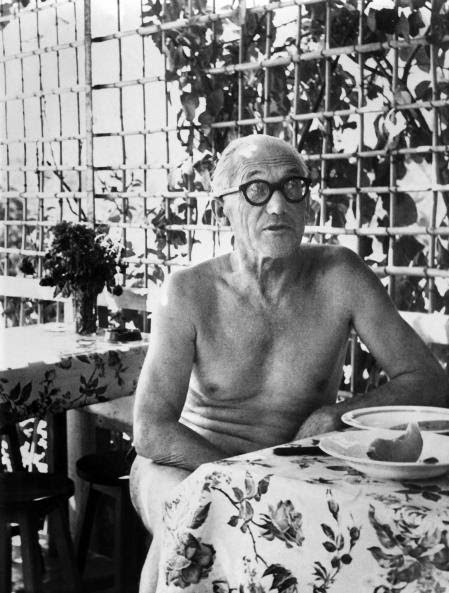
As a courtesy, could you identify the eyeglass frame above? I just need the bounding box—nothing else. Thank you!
[215,175,312,206]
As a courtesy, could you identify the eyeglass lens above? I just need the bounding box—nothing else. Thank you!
[244,177,309,205]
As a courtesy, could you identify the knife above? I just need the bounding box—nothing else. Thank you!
[273,444,329,456]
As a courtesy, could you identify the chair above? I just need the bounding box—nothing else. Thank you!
[0,416,82,593]
[74,448,148,593]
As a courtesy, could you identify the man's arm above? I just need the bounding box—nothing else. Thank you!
[297,247,449,439]
[133,270,228,471]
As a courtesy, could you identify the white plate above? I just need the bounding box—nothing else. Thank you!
[319,429,449,480]
[341,406,449,434]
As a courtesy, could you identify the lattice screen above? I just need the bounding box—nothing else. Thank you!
[1,0,449,387]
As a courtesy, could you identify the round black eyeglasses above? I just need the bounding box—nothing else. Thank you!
[216,176,311,206]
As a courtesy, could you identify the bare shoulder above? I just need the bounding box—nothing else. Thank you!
[166,255,229,289]
[160,255,229,311]
[304,244,368,279]
[320,244,383,293]
[303,244,383,314]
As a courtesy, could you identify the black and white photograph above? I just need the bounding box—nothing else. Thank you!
[1,1,449,591]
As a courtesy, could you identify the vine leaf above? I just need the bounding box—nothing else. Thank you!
[181,92,200,122]
[408,10,425,36]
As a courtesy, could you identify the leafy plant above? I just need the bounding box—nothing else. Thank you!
[39,222,125,297]
[140,0,449,312]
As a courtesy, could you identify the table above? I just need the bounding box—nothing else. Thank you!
[0,323,148,422]
[158,439,449,593]
[0,322,148,549]
[0,321,147,485]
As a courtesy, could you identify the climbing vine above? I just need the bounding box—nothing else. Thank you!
[140,0,449,314]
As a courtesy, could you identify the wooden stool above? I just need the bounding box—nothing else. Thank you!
[0,411,82,593]
[0,471,82,593]
[75,450,148,593]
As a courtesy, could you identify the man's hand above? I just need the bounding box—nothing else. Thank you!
[295,405,344,440]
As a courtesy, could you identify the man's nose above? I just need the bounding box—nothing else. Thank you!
[265,189,287,215]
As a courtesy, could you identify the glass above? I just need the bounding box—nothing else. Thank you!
[217,176,311,206]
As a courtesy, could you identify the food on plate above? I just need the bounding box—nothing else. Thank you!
[366,422,423,462]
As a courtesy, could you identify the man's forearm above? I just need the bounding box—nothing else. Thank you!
[338,368,449,417]
[133,419,229,472]
[297,368,449,439]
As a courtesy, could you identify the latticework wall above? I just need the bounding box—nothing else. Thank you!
[1,0,449,387]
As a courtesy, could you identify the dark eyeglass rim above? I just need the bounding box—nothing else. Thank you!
[216,175,312,206]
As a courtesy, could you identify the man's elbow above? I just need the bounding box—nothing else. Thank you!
[432,374,449,408]
[132,435,152,459]
[416,363,449,408]
[133,416,177,463]
[132,417,161,459]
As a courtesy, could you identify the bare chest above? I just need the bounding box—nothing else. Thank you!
[192,289,350,405]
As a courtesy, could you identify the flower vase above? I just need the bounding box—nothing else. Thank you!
[73,288,98,335]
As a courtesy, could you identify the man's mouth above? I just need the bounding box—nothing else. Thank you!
[264,223,292,231]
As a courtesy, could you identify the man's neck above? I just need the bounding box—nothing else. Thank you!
[229,247,304,303]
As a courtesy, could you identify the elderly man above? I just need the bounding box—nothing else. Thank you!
[130,134,448,592]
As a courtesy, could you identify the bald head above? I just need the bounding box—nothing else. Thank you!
[212,135,308,197]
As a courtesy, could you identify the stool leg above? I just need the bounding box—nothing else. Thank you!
[5,426,24,471]
[50,501,83,593]
[0,514,12,593]
[18,510,43,593]
[74,484,100,573]
[114,489,125,593]
[116,487,144,593]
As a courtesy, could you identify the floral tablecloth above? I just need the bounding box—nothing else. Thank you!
[0,324,148,421]
[159,441,449,593]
